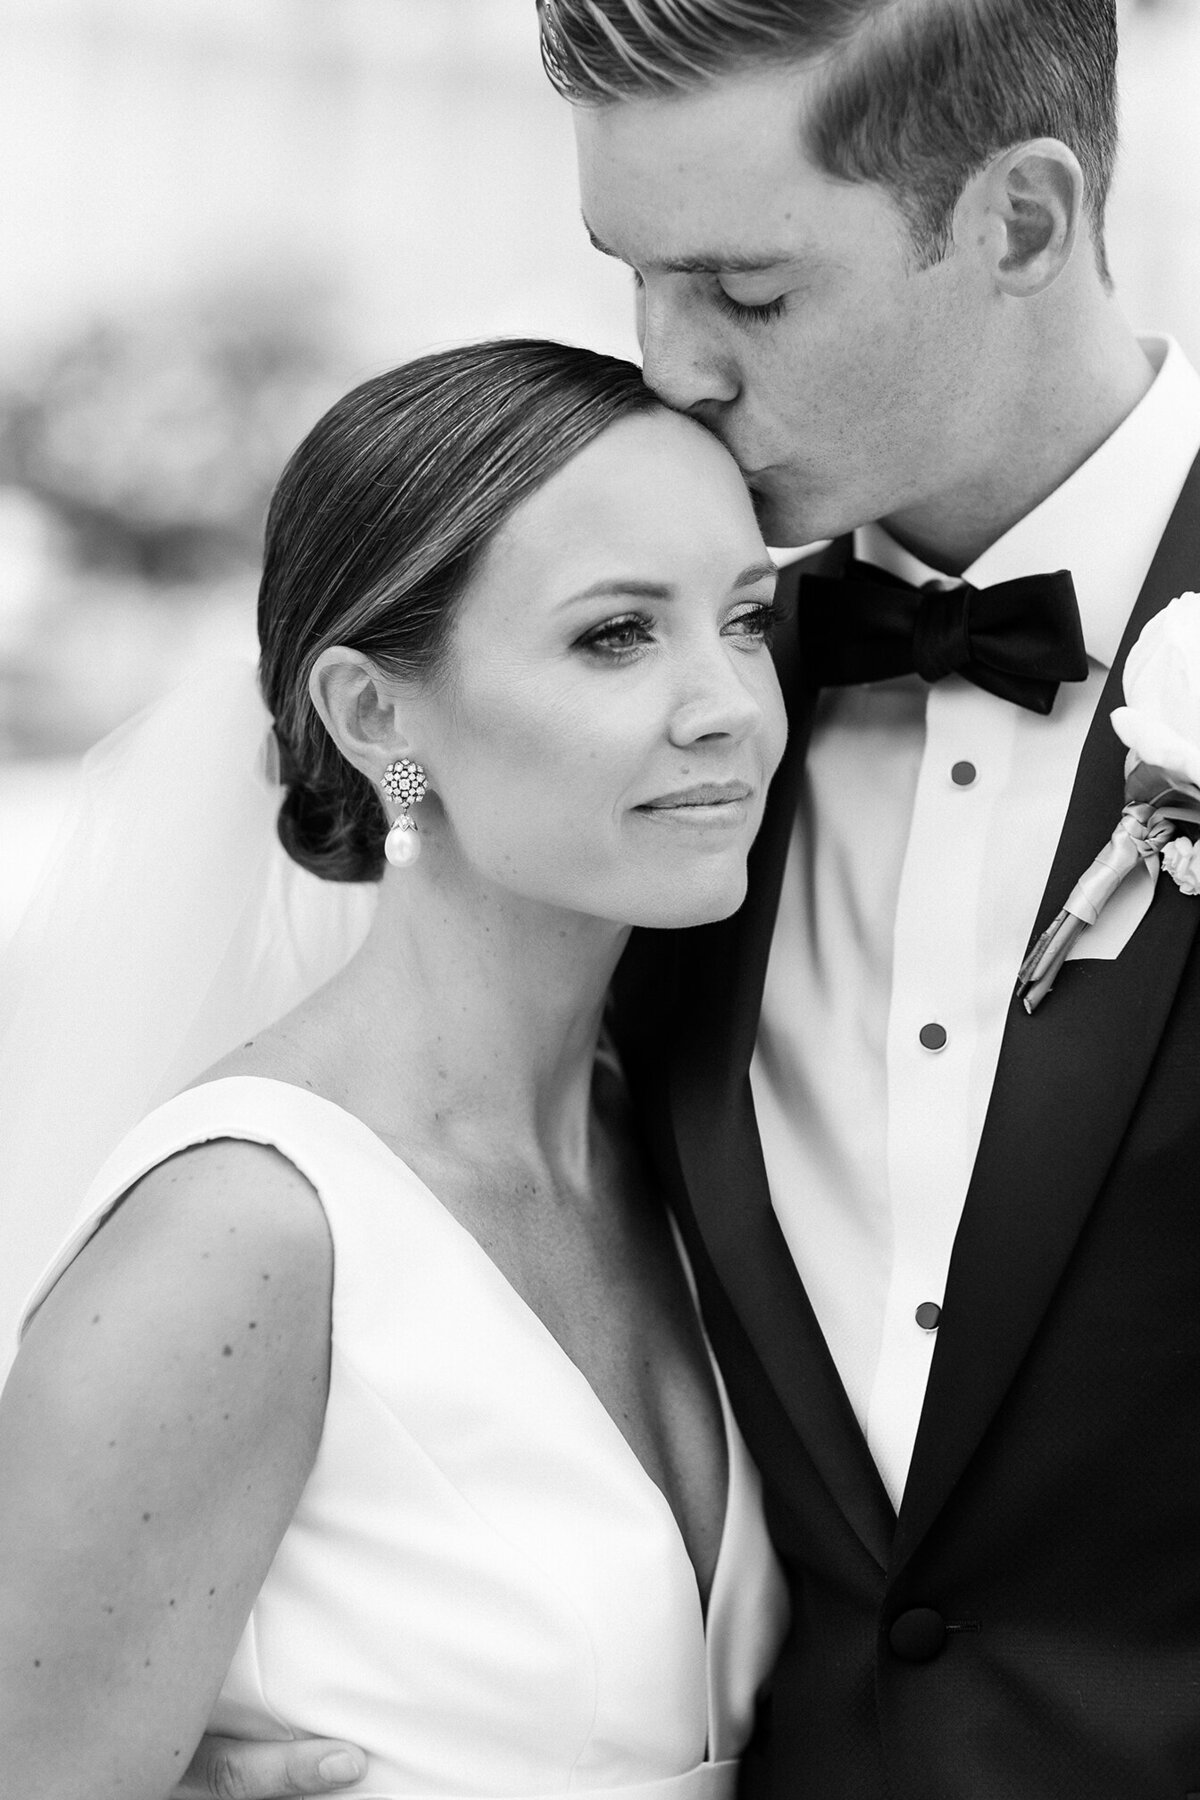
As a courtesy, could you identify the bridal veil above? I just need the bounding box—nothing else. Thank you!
[0,660,375,1368]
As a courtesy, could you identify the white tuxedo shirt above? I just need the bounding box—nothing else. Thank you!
[750,336,1200,1508]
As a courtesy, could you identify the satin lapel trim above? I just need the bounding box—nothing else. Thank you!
[894,452,1200,1573]
[669,1063,896,1570]
[669,548,895,1570]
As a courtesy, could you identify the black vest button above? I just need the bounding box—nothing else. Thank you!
[889,1606,947,1661]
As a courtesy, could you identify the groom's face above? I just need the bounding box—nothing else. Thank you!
[575,64,997,548]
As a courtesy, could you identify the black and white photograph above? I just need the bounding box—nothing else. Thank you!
[1,3,1199,1797]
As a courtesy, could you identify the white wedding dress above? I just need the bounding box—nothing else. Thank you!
[24,1076,788,1800]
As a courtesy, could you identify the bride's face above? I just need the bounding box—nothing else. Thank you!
[401,407,787,930]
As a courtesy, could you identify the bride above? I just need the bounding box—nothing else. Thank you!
[0,338,788,1799]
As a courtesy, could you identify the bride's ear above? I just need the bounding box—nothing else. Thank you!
[308,647,415,782]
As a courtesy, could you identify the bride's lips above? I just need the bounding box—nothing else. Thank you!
[635,780,754,821]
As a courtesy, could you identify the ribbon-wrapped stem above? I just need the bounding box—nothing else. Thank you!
[1017,762,1200,1014]
[1016,803,1169,1013]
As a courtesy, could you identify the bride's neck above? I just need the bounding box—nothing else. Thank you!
[306,858,629,1172]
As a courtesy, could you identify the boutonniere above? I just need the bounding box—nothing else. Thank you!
[1017,591,1200,1013]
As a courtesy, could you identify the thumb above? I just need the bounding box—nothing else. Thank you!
[173,1734,367,1799]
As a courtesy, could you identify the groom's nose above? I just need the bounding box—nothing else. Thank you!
[639,281,739,414]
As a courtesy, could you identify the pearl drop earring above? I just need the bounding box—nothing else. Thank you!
[380,757,427,867]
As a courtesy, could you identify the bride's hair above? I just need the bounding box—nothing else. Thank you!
[259,339,662,882]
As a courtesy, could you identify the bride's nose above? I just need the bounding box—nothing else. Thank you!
[666,643,763,748]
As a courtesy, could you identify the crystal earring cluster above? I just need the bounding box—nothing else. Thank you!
[380,757,427,867]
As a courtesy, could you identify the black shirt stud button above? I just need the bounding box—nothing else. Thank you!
[951,760,977,787]
[915,1301,942,1331]
[889,1607,948,1662]
[919,1022,948,1052]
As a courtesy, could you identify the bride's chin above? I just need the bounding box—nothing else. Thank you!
[623,865,751,933]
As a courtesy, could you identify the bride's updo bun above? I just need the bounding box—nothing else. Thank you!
[259,339,662,882]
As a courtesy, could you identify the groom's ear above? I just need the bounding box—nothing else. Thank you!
[972,138,1084,298]
[309,648,415,784]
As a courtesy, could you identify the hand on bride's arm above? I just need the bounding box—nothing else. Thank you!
[173,1733,366,1797]
[0,1140,333,1800]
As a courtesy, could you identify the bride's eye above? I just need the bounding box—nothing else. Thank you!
[575,612,655,661]
[723,599,782,644]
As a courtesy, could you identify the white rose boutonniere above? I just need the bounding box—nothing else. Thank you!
[1162,836,1200,895]
[1017,591,1200,1013]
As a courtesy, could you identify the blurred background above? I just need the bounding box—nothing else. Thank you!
[0,0,1198,945]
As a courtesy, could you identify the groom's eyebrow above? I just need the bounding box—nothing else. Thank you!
[584,222,794,275]
[561,562,778,608]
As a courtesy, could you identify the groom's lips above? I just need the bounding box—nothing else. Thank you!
[741,464,778,503]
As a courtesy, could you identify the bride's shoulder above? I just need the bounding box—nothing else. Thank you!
[130,1131,330,1245]
[14,1132,332,1518]
[3,1141,332,1726]
[71,1133,333,1355]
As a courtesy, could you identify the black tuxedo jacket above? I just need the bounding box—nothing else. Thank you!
[612,455,1200,1800]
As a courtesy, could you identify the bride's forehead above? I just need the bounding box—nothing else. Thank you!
[490,412,744,537]
[456,434,756,610]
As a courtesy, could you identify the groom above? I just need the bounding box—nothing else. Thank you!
[181,2,1200,1796]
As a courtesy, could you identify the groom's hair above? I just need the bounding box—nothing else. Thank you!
[538,0,1118,280]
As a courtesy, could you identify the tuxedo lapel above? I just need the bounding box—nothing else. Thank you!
[894,451,1200,1572]
[666,546,896,1569]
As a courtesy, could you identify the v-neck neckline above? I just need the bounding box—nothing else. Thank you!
[194,1075,736,1636]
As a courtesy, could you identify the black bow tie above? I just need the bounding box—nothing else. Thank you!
[798,559,1088,715]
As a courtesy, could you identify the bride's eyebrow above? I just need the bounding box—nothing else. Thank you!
[559,579,674,608]
[560,563,778,609]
